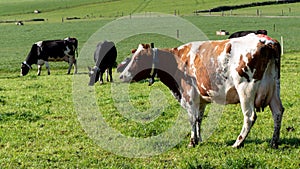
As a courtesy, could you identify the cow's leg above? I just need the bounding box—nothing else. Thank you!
[37,59,44,76]
[106,69,109,82]
[37,64,42,76]
[108,67,113,82]
[99,71,104,85]
[73,59,78,74]
[188,108,198,148]
[67,57,73,74]
[196,104,206,143]
[188,104,205,147]
[45,61,50,75]
[233,85,257,148]
[269,80,284,148]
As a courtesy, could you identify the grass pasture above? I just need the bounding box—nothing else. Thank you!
[0,0,300,168]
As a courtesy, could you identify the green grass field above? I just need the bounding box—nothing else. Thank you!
[0,0,299,168]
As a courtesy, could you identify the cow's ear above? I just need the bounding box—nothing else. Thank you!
[88,66,91,71]
[131,49,137,53]
[144,44,150,49]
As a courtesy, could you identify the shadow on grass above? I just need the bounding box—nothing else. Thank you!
[225,137,300,148]
[0,74,22,80]
[0,111,41,122]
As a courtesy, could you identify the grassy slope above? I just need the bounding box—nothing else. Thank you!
[0,0,299,168]
[0,0,267,15]
[0,0,271,20]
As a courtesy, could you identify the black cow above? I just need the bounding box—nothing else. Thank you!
[88,40,117,86]
[21,37,78,76]
[228,30,267,39]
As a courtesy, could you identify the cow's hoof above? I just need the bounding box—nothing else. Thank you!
[188,143,195,148]
[270,141,279,149]
[232,142,244,148]
[188,139,196,148]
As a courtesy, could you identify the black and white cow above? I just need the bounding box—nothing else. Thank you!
[228,30,267,39]
[88,40,117,86]
[21,37,78,76]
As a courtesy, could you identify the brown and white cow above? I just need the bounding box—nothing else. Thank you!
[120,33,284,148]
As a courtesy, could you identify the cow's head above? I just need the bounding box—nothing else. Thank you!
[117,57,131,73]
[119,44,154,83]
[88,66,100,86]
[20,61,32,76]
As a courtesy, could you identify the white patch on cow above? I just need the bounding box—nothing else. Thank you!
[201,83,207,91]
[64,46,71,56]
[35,41,43,47]
[45,61,49,68]
[37,59,44,65]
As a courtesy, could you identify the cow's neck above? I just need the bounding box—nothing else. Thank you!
[154,49,185,102]
[25,44,39,65]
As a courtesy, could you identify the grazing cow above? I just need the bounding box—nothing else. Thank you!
[88,40,117,86]
[21,37,78,76]
[120,33,284,148]
[228,30,267,39]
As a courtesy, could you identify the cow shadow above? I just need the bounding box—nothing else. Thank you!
[0,75,22,80]
[225,137,300,148]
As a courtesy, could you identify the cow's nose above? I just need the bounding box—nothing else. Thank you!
[119,75,124,80]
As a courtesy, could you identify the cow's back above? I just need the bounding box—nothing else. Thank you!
[177,34,281,107]
[40,40,65,59]
[94,41,117,68]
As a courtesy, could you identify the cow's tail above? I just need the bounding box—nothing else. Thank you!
[76,47,78,57]
[273,40,282,96]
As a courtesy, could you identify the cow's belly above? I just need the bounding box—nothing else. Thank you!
[48,56,69,62]
[200,85,240,105]
[255,78,276,110]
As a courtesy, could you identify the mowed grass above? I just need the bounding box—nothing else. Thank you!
[0,1,300,168]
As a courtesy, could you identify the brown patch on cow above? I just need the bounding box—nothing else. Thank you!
[172,41,232,97]
[238,135,243,140]
[141,44,150,49]
[236,42,277,82]
[248,43,271,81]
[236,54,250,82]
[131,49,137,53]
[210,40,230,56]
[225,43,232,54]
[177,44,192,63]
[173,44,195,78]
[193,41,230,96]
[181,79,192,103]
[226,87,240,104]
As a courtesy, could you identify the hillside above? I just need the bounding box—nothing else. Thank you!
[0,0,269,17]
